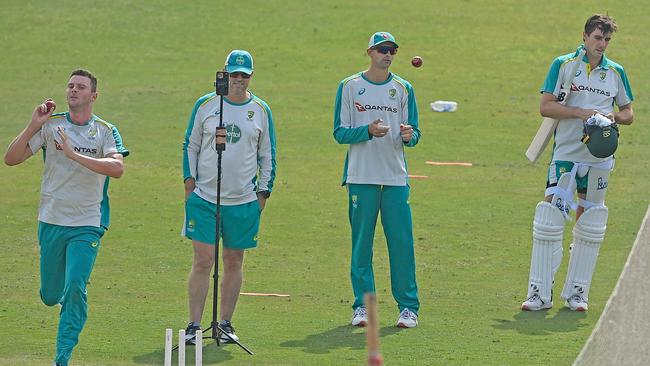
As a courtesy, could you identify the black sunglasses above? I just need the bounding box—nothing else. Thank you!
[374,46,397,55]
[230,72,251,79]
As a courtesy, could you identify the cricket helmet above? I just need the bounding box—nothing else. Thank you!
[582,123,619,158]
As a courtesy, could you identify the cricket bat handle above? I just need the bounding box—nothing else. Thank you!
[525,117,559,162]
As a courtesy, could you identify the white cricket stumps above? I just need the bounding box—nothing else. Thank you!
[165,328,202,366]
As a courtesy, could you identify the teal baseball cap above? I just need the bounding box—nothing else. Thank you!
[368,32,399,49]
[225,50,254,75]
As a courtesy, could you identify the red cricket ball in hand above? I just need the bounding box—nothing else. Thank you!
[411,56,423,68]
[45,100,56,112]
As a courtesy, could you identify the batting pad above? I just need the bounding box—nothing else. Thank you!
[561,205,608,301]
[527,201,565,303]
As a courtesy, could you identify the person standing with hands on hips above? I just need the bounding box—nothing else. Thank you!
[522,14,634,312]
[182,50,276,344]
[333,32,421,328]
[4,69,128,366]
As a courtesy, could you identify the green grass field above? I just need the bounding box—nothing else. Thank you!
[1,1,648,365]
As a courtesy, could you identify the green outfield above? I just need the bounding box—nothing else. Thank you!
[1,1,648,365]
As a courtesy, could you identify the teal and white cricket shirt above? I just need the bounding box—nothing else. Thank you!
[183,92,276,206]
[542,45,634,163]
[333,72,420,186]
[28,112,129,228]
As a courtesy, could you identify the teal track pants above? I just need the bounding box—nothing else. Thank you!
[348,184,419,313]
[38,222,104,366]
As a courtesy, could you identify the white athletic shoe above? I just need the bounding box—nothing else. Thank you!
[396,308,418,328]
[521,293,553,311]
[217,320,239,343]
[566,294,588,311]
[351,306,368,327]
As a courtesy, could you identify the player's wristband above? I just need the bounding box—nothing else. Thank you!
[257,190,271,199]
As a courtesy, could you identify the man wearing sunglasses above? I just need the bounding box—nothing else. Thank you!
[333,32,421,328]
[182,50,276,344]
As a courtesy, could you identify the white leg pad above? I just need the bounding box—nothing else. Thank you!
[527,201,565,303]
[561,205,608,301]
[552,241,563,275]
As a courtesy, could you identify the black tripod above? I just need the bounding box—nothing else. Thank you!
[173,71,253,355]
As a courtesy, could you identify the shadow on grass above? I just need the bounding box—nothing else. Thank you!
[280,325,403,354]
[492,308,588,335]
[132,341,235,365]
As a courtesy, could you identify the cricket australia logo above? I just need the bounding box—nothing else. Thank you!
[352,195,358,209]
[597,177,608,190]
[187,219,195,232]
[388,88,396,99]
[599,71,607,81]
[225,124,242,143]
[247,111,255,120]
[88,127,97,139]
[236,55,245,65]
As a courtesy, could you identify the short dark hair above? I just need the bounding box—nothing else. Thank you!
[70,69,98,92]
[584,14,618,35]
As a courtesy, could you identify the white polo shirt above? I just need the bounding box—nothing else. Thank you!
[541,45,634,163]
[183,92,277,206]
[333,72,420,186]
[28,112,129,228]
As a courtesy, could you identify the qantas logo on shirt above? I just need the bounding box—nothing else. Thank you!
[354,102,397,113]
[74,146,99,154]
[571,83,611,96]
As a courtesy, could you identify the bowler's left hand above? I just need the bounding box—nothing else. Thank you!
[56,127,77,160]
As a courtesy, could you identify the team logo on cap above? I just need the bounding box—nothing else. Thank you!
[247,111,255,120]
[381,33,389,39]
[236,55,245,65]
[389,88,396,99]
[225,124,242,143]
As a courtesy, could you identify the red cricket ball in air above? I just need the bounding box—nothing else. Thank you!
[411,56,423,68]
